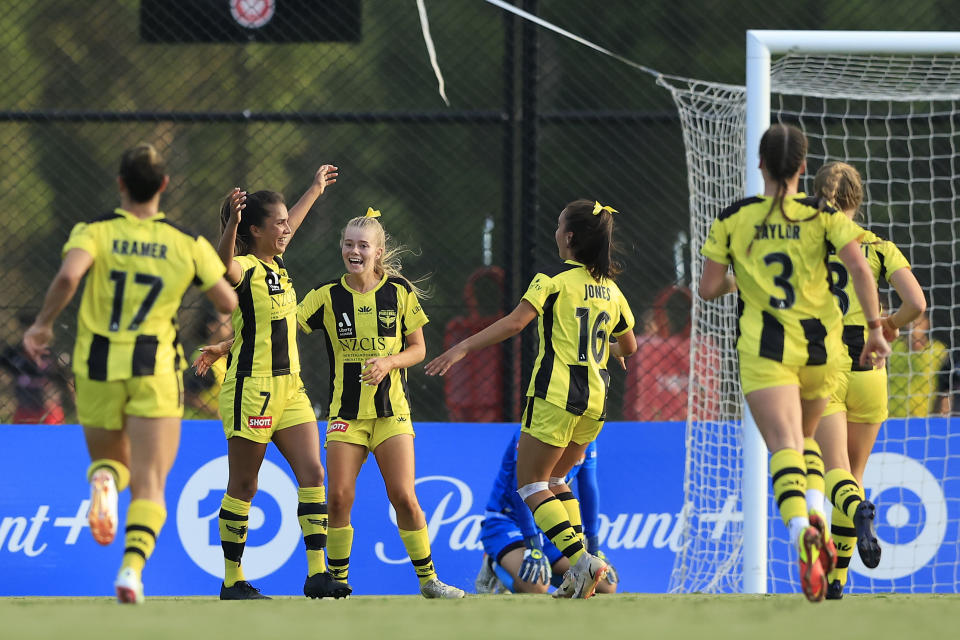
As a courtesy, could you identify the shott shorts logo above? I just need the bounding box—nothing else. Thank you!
[851,452,948,580]
[249,416,272,429]
[177,456,299,580]
[327,420,349,434]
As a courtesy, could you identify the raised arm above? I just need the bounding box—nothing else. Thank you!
[287,164,338,238]
[218,188,245,285]
[23,249,93,363]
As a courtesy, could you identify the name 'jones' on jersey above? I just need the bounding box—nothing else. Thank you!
[226,254,300,379]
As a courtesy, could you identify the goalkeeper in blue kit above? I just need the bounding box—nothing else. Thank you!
[474,429,619,594]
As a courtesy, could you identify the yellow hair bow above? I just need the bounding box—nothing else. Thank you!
[592,201,617,216]
[365,207,381,218]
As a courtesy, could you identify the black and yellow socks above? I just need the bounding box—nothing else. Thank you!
[770,448,808,543]
[327,525,354,582]
[219,494,250,588]
[297,486,328,577]
[532,495,585,565]
[399,526,436,586]
[121,499,166,577]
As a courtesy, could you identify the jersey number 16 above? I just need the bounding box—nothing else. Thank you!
[575,307,611,364]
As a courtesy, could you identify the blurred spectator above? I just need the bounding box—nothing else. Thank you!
[183,307,232,420]
[888,312,949,417]
[0,313,68,423]
[623,286,692,421]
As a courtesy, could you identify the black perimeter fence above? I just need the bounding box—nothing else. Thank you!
[1,0,957,424]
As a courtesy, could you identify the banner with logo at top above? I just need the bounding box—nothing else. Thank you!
[0,419,956,595]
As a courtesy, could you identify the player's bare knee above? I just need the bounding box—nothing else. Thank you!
[514,579,549,594]
[387,491,421,520]
[227,477,258,501]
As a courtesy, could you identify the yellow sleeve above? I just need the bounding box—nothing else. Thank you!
[296,288,326,335]
[62,222,97,259]
[402,288,429,335]
[612,291,636,337]
[520,272,555,314]
[700,218,730,264]
[192,235,227,291]
[825,213,864,253]
[878,240,911,281]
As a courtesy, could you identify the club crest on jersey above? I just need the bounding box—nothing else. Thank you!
[249,416,272,429]
[378,309,397,329]
[265,271,284,295]
[327,420,349,434]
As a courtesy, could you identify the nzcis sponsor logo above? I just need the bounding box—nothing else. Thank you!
[176,456,299,580]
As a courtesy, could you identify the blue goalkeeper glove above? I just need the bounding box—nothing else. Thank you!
[517,535,551,585]
[595,549,619,585]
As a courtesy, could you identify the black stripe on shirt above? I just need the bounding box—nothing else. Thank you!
[799,318,828,366]
[132,334,159,376]
[330,284,357,339]
[88,334,110,381]
[759,311,785,362]
[375,282,400,337]
[532,292,560,398]
[306,303,325,332]
[877,249,888,281]
[843,324,871,372]
[270,318,290,375]
[233,376,245,431]
[236,268,256,375]
[565,365,589,416]
[339,362,362,419]
[598,368,611,420]
[373,373,393,417]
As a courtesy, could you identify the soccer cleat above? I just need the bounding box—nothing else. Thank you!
[114,567,144,605]
[798,525,827,603]
[220,580,271,600]
[420,578,466,599]
[854,500,882,569]
[304,572,352,599]
[808,512,837,576]
[567,552,608,599]
[88,468,118,545]
[826,579,844,600]
[474,554,499,594]
[552,570,575,598]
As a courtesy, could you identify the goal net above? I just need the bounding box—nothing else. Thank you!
[660,51,960,594]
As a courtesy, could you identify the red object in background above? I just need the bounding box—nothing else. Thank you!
[443,267,511,422]
[13,405,64,424]
[624,286,692,422]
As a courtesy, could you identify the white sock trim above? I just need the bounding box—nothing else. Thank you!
[548,477,566,487]
[806,489,825,516]
[517,481,550,501]
[788,516,810,546]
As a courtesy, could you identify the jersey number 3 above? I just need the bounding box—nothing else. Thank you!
[108,270,164,331]
[763,252,795,309]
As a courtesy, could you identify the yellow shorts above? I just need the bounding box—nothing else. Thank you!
[76,372,184,431]
[822,367,888,424]
[738,352,839,400]
[325,414,415,452]
[520,396,604,448]
[220,373,316,443]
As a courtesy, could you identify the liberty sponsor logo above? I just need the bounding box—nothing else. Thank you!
[265,270,284,295]
[337,312,354,338]
[248,416,272,429]
[177,456,299,580]
[327,420,349,434]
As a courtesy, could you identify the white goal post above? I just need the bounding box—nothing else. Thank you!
[662,30,960,595]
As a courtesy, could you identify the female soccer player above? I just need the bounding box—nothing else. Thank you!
[427,199,637,600]
[474,428,619,595]
[698,124,891,602]
[813,161,926,599]
[22,143,237,604]
[295,209,464,599]
[211,165,352,600]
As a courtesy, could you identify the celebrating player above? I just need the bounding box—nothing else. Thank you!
[205,165,351,601]
[698,124,890,602]
[474,429,619,595]
[427,199,637,600]
[813,161,926,599]
[295,209,464,599]
[22,143,237,604]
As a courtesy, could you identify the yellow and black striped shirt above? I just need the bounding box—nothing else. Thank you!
[62,208,225,381]
[827,228,911,371]
[225,254,300,379]
[297,274,428,419]
[701,193,864,366]
[521,260,635,420]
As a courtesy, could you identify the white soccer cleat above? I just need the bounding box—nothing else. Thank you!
[552,570,575,598]
[114,567,145,605]
[420,578,466,599]
[568,553,608,599]
[88,468,118,545]
[475,555,498,594]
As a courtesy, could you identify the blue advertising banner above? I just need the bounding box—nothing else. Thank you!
[0,421,686,596]
[1,418,956,595]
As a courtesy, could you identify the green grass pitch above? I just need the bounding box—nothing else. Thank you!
[3,594,959,639]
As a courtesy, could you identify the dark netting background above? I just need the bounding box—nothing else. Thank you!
[1,0,956,423]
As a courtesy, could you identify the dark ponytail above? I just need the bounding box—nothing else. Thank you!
[219,189,284,255]
[562,199,621,281]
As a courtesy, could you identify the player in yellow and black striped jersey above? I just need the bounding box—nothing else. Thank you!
[203,166,352,602]
[23,143,237,604]
[428,199,637,599]
[294,209,463,599]
[698,125,891,603]
[812,161,926,599]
